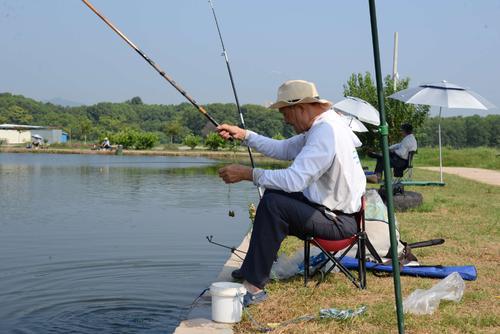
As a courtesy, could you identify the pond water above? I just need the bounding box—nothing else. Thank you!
[0,153,258,333]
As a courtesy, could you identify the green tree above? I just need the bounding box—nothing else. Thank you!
[3,105,33,124]
[205,132,225,151]
[128,96,143,105]
[135,132,159,149]
[78,118,93,144]
[343,72,429,152]
[183,134,201,149]
[164,120,186,144]
[485,115,500,147]
[465,115,490,147]
[110,128,138,149]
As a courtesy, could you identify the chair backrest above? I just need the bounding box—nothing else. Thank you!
[355,196,366,232]
[407,150,417,168]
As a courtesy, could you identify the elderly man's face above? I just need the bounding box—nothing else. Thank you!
[279,104,313,133]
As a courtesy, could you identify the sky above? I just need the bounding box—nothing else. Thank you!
[1,0,499,116]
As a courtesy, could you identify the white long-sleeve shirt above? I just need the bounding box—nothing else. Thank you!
[245,110,366,214]
[390,134,417,160]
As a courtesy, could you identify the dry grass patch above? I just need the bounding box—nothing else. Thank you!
[235,169,500,333]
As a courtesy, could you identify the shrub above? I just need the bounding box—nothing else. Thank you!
[205,132,226,151]
[272,133,285,140]
[135,132,159,150]
[109,129,137,149]
[183,134,202,149]
[109,129,158,150]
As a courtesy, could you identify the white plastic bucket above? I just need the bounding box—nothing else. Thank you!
[210,282,246,323]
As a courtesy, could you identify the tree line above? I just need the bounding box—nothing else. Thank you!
[417,115,500,148]
[1,72,497,150]
[0,93,291,149]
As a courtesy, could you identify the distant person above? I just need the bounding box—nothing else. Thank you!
[32,136,43,149]
[369,123,417,181]
[101,137,111,150]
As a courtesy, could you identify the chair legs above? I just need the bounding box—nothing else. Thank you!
[304,237,311,286]
[314,240,361,289]
[303,236,365,289]
[358,232,367,289]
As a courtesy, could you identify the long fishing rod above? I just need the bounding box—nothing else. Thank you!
[208,0,262,198]
[80,0,220,128]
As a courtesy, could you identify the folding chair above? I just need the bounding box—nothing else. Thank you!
[393,150,416,183]
[303,196,383,289]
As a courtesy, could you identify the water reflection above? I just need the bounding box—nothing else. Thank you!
[0,153,258,333]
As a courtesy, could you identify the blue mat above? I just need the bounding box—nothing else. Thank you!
[341,256,477,281]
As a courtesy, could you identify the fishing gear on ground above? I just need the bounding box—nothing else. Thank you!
[206,235,247,261]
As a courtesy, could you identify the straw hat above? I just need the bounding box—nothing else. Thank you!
[269,80,332,109]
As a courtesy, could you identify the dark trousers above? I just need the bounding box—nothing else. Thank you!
[239,190,357,289]
[371,152,408,176]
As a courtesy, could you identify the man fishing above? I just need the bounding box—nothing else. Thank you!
[217,80,366,306]
[368,123,417,182]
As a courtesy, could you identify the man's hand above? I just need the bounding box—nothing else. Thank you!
[218,164,253,184]
[217,124,246,141]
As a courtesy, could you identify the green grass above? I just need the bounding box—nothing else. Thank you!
[360,147,500,171]
[235,169,500,334]
[414,147,500,170]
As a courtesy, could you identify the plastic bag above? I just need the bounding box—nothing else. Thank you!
[270,249,305,279]
[272,248,341,280]
[403,272,465,315]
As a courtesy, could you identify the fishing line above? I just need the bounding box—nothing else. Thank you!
[208,0,262,199]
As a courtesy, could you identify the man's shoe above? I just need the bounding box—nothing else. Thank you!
[231,269,244,280]
[243,290,268,307]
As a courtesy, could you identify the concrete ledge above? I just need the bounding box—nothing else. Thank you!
[173,318,232,334]
[173,233,251,334]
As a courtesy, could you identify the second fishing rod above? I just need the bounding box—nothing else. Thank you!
[208,0,262,199]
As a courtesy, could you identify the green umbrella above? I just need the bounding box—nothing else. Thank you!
[368,1,405,333]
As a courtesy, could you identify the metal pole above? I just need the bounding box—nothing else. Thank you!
[80,0,221,128]
[208,0,262,198]
[392,32,399,91]
[438,107,443,182]
[368,1,405,333]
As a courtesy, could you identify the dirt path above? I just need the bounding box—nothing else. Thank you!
[420,167,500,186]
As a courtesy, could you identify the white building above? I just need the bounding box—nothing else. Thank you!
[0,124,67,145]
[0,124,42,144]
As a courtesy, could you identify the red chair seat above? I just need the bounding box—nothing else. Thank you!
[314,235,357,251]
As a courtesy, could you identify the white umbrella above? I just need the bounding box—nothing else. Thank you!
[32,134,43,140]
[340,114,368,132]
[389,80,496,182]
[333,96,380,126]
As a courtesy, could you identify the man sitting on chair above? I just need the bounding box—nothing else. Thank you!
[216,80,366,306]
[369,123,417,181]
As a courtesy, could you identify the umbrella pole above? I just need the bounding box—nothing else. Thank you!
[368,1,405,333]
[438,107,443,182]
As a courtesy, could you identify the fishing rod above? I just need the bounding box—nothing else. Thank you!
[208,0,262,198]
[80,0,221,128]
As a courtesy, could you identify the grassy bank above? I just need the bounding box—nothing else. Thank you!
[235,168,499,333]
[413,147,500,170]
[0,145,284,164]
[359,147,500,171]
[3,146,499,170]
